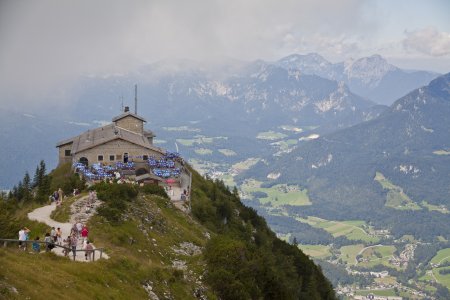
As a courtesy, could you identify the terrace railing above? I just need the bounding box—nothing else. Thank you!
[0,238,105,261]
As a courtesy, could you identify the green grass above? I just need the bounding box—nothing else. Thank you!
[271,139,298,151]
[240,179,311,207]
[421,201,449,214]
[297,216,379,243]
[433,150,450,155]
[430,248,450,265]
[194,148,213,155]
[374,172,422,211]
[256,131,288,140]
[357,245,396,269]
[340,244,365,265]
[50,194,85,222]
[433,267,450,289]
[0,194,215,300]
[419,271,435,282]
[217,149,236,156]
[298,244,331,259]
[231,158,260,171]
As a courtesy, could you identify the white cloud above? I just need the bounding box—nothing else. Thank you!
[403,27,450,57]
[0,0,448,106]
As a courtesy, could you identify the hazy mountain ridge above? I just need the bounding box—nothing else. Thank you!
[277,53,439,105]
[244,73,450,226]
[1,54,437,190]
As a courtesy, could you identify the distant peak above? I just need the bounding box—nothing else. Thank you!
[279,53,329,64]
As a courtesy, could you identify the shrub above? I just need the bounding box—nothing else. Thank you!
[140,184,169,199]
[93,183,138,223]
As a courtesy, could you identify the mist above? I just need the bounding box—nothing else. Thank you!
[0,0,448,107]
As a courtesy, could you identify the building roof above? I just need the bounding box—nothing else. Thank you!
[56,123,165,155]
[112,112,146,123]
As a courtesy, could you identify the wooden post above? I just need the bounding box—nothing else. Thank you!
[92,250,95,261]
[3,241,7,248]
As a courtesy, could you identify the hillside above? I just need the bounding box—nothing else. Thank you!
[244,72,450,241]
[0,166,335,299]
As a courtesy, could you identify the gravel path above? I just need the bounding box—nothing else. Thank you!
[27,197,109,262]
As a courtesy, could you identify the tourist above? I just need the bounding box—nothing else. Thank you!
[56,227,62,245]
[81,226,89,244]
[70,234,78,258]
[84,241,94,261]
[44,233,54,252]
[53,191,59,203]
[32,237,40,253]
[71,223,77,237]
[76,221,83,237]
[18,228,25,250]
[58,188,64,203]
[50,227,57,243]
[62,236,71,257]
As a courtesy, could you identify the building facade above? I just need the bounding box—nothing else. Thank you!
[56,108,163,168]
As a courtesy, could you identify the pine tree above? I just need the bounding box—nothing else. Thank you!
[22,172,33,202]
[33,160,46,188]
[16,181,23,200]
[38,160,46,180]
[36,174,51,203]
[32,166,40,188]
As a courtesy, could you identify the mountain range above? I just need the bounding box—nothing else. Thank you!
[244,73,450,240]
[277,53,438,105]
[0,53,438,190]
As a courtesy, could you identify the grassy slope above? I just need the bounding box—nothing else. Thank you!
[0,194,214,300]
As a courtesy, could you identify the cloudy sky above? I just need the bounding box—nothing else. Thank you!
[0,0,449,106]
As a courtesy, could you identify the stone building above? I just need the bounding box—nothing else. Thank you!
[56,107,164,169]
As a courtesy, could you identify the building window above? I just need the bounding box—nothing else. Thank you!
[116,154,122,160]
[143,155,148,161]
[65,149,71,156]
[98,155,104,161]
[109,155,115,161]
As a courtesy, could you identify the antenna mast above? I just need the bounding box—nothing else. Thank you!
[134,84,138,114]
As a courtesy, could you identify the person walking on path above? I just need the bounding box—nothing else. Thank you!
[76,221,83,237]
[58,188,64,204]
[56,227,63,245]
[84,241,94,261]
[70,234,78,258]
[81,226,89,244]
[50,227,57,243]
[62,236,71,257]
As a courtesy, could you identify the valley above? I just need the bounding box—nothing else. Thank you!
[152,106,450,299]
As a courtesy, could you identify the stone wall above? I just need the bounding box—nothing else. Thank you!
[58,143,73,165]
[115,116,144,134]
[73,139,164,166]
